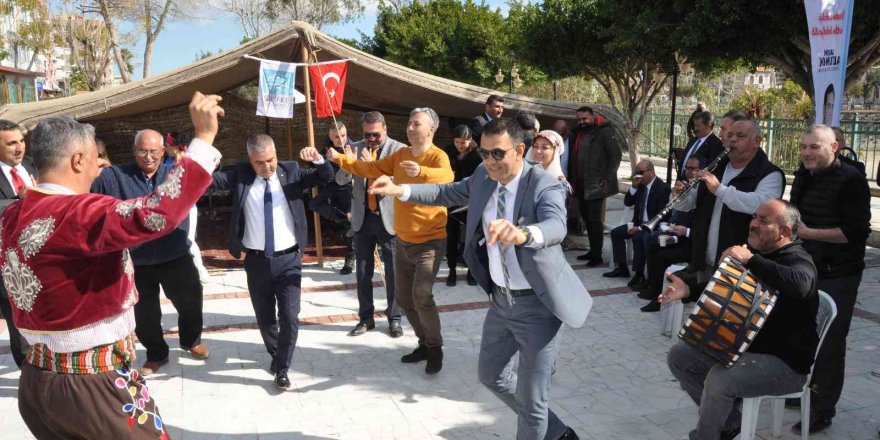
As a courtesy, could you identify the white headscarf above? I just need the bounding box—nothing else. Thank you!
[526,130,565,180]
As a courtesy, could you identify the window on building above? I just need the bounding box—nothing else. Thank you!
[758,75,764,84]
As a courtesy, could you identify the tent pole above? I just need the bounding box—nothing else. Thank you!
[301,40,324,268]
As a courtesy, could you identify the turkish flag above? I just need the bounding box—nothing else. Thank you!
[309,61,348,118]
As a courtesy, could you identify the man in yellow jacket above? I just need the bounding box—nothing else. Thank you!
[328,107,453,375]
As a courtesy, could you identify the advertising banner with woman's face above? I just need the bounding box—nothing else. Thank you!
[805,0,854,128]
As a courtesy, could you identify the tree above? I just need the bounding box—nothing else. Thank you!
[212,0,365,39]
[53,14,115,90]
[371,0,543,89]
[132,0,193,78]
[511,0,682,164]
[78,0,135,83]
[665,0,880,101]
[13,12,54,71]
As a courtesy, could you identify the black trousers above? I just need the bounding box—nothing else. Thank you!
[0,281,26,367]
[610,224,647,273]
[354,212,399,323]
[134,255,204,362]
[578,198,605,261]
[645,241,691,300]
[244,250,302,375]
[445,211,467,270]
[810,274,862,418]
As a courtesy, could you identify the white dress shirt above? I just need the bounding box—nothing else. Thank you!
[483,165,537,290]
[682,134,710,170]
[242,173,297,252]
[1,161,34,195]
[627,177,655,223]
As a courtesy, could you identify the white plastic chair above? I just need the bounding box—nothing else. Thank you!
[661,263,688,336]
[739,290,838,440]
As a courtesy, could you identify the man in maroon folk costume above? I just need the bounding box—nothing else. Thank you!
[0,92,224,439]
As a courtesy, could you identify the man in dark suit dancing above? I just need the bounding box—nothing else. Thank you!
[0,119,36,367]
[370,118,590,440]
[211,134,332,389]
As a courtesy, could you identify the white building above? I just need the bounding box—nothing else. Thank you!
[743,67,778,91]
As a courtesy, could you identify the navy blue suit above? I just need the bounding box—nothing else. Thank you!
[212,160,333,374]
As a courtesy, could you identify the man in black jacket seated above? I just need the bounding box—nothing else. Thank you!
[664,199,819,440]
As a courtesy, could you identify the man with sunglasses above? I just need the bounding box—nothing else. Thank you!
[92,129,210,375]
[333,111,407,338]
[369,118,590,440]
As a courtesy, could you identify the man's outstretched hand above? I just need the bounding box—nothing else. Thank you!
[190,92,225,146]
[368,175,403,197]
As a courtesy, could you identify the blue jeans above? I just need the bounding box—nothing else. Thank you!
[478,291,567,440]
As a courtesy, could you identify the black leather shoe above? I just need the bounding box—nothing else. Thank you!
[720,427,740,440]
[275,373,290,389]
[401,345,429,363]
[557,427,579,440]
[339,253,354,276]
[585,258,604,267]
[576,252,592,261]
[466,271,477,286]
[348,321,375,336]
[389,321,403,338]
[637,288,654,300]
[792,413,833,434]
[603,266,630,278]
[627,273,646,288]
[425,346,443,374]
[446,269,457,287]
[640,300,661,312]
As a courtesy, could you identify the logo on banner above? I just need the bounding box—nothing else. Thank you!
[309,61,348,118]
[257,60,297,118]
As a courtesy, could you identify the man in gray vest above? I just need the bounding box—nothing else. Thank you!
[337,111,406,337]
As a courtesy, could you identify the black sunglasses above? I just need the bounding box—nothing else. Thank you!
[477,147,515,161]
[363,132,382,139]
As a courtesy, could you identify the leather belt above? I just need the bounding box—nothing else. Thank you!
[493,285,535,297]
[245,244,299,258]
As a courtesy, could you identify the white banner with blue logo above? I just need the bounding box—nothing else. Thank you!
[257,60,298,118]
[804,0,854,127]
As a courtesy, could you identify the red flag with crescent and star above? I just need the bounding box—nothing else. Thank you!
[308,61,348,118]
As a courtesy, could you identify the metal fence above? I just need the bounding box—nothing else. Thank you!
[637,113,880,181]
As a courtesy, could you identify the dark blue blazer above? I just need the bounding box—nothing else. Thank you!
[211,160,333,259]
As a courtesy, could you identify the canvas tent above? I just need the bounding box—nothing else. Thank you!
[0,20,625,161]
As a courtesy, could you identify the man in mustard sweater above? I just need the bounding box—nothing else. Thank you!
[328,107,454,374]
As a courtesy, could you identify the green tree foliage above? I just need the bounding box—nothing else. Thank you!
[731,79,811,119]
[68,67,91,92]
[371,0,541,88]
[511,0,686,162]
[666,0,880,99]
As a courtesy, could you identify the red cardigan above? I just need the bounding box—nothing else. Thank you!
[1,157,211,336]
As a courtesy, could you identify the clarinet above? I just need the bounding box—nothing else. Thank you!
[640,147,731,232]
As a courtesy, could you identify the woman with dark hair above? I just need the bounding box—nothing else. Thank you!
[443,124,481,286]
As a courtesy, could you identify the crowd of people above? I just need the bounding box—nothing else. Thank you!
[0,90,875,440]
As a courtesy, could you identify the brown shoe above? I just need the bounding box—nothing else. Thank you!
[140,358,169,376]
[184,343,210,360]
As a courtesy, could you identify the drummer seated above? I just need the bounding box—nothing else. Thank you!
[662,199,819,440]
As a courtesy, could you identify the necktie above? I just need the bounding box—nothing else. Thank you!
[496,186,513,296]
[367,148,379,212]
[683,138,704,171]
[9,167,25,195]
[637,187,648,225]
[263,178,275,256]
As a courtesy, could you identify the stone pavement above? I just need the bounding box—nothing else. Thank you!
[2,205,880,439]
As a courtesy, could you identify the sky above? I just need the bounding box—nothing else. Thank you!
[134,0,512,78]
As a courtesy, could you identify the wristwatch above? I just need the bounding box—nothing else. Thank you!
[519,226,534,246]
